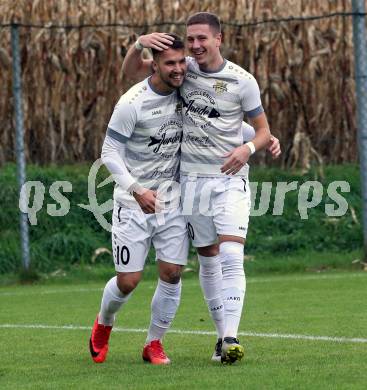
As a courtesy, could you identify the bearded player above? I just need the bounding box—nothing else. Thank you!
[89,35,189,365]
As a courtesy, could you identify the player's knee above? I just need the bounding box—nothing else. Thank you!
[117,280,138,295]
[222,261,244,277]
[197,244,219,257]
[116,273,141,295]
[198,253,221,276]
[158,263,182,284]
[218,235,245,245]
[220,241,245,277]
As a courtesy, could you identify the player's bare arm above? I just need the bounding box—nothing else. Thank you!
[122,33,174,80]
[248,112,271,152]
[121,44,152,81]
[221,113,271,175]
[242,122,281,159]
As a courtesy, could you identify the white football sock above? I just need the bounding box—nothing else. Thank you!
[98,276,132,326]
[146,278,181,343]
[220,241,246,339]
[198,254,225,339]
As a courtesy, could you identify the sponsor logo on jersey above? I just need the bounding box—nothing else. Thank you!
[187,90,215,104]
[239,226,246,231]
[150,166,178,179]
[226,296,241,301]
[186,73,197,79]
[213,80,228,94]
[182,132,215,148]
[152,109,162,116]
[184,100,220,119]
[182,90,221,129]
[148,131,182,154]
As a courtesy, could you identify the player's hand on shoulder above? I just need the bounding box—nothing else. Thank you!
[221,145,251,175]
[133,188,161,214]
[139,33,175,51]
[267,135,281,159]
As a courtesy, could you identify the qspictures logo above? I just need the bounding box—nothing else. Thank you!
[18,159,352,233]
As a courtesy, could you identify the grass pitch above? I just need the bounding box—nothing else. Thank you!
[1,271,366,389]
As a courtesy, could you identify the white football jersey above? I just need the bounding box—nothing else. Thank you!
[180,57,264,177]
[107,77,182,208]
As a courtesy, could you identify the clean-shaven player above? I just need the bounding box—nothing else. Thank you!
[89,35,189,365]
[122,12,277,364]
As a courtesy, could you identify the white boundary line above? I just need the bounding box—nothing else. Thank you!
[0,287,103,297]
[0,272,366,297]
[0,323,366,344]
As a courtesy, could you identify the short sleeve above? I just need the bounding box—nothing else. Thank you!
[239,74,264,118]
[107,97,137,143]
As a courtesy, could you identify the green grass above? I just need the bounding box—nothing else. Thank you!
[0,163,363,275]
[0,248,363,287]
[0,271,366,389]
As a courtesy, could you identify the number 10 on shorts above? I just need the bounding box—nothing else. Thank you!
[114,244,130,266]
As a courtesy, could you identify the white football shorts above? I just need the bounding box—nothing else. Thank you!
[111,205,189,272]
[180,175,251,247]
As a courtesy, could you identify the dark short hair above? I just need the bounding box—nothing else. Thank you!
[186,12,221,34]
[151,33,184,59]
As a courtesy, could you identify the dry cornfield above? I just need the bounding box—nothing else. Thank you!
[0,0,361,168]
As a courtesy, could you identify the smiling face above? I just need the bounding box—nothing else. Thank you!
[186,24,222,70]
[152,47,187,90]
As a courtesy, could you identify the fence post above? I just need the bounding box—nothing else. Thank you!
[11,23,31,272]
[352,1,367,260]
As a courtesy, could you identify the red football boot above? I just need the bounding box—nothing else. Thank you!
[89,315,112,363]
[142,340,171,365]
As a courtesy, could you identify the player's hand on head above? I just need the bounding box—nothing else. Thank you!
[221,145,251,175]
[133,188,161,214]
[267,135,281,159]
[139,33,175,51]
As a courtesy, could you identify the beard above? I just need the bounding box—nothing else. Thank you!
[160,72,185,89]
